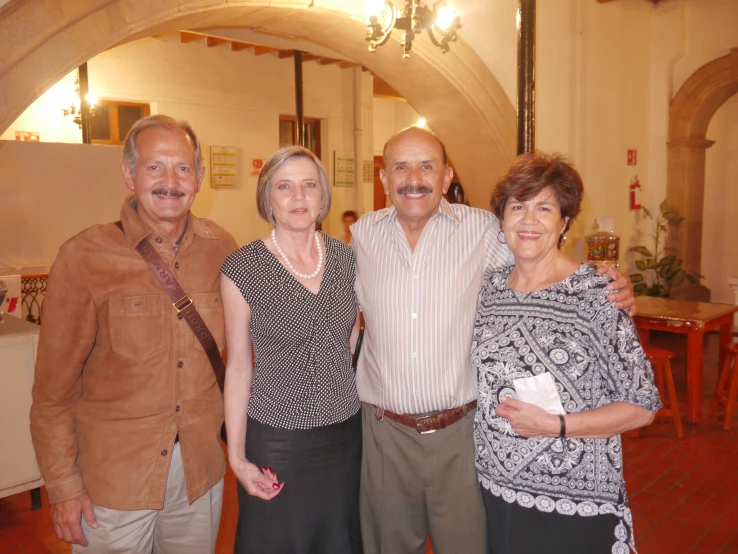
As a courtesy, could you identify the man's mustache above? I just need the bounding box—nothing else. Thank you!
[397,185,433,196]
[151,188,186,198]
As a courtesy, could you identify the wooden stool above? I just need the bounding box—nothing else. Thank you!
[631,347,684,438]
[709,343,738,431]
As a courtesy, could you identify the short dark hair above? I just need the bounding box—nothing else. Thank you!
[491,151,584,241]
[382,125,448,167]
[342,210,359,222]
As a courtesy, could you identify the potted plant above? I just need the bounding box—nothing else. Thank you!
[630,200,704,298]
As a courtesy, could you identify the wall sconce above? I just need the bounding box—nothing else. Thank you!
[366,0,461,58]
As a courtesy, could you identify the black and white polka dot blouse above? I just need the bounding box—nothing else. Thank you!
[220,232,361,430]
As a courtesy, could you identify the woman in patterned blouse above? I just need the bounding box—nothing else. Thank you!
[473,151,662,554]
[220,146,362,553]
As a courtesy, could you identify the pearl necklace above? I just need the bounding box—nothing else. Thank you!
[271,229,324,280]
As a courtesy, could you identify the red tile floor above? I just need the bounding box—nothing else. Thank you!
[2,332,737,553]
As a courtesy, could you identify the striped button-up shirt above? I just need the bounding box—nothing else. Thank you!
[352,199,513,414]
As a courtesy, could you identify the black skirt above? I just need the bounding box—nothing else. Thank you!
[234,412,362,554]
[482,487,623,554]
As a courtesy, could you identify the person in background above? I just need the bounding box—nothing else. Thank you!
[473,151,661,553]
[351,126,637,554]
[342,210,359,244]
[30,115,235,552]
[220,146,362,553]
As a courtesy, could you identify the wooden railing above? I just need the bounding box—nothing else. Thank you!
[20,274,47,325]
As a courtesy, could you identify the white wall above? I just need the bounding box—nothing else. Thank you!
[0,36,374,268]
[372,97,421,155]
[703,95,738,304]
[0,141,123,271]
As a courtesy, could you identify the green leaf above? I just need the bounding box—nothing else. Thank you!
[630,246,653,257]
[667,216,685,226]
[642,206,652,218]
[635,260,647,271]
[672,271,686,286]
[633,283,648,296]
[660,200,670,214]
[646,258,658,270]
[630,274,644,284]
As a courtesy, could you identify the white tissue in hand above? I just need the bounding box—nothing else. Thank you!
[512,373,566,415]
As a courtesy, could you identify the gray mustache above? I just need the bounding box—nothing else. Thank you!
[397,185,433,196]
[151,188,186,198]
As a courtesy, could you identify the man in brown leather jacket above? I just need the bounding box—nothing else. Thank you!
[30,115,237,552]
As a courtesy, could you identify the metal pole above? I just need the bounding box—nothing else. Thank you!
[78,62,92,144]
[516,0,536,155]
[293,50,305,147]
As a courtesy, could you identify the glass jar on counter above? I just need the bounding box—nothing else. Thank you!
[585,218,620,267]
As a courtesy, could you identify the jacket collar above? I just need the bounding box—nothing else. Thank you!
[118,195,216,250]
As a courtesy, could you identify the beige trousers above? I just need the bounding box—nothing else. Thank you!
[74,443,224,554]
[360,403,486,554]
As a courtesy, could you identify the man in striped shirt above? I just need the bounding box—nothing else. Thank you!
[352,126,633,554]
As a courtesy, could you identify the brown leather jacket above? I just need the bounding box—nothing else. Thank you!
[30,197,238,510]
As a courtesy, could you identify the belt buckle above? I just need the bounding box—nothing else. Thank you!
[415,414,437,435]
[174,295,192,313]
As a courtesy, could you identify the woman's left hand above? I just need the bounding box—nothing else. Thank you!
[495,396,559,438]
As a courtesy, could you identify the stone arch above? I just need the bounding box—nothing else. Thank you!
[0,0,515,207]
[667,47,738,277]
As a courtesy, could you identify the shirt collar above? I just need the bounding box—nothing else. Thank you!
[370,198,461,226]
[118,195,216,250]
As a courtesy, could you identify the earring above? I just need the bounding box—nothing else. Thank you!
[559,234,567,247]
[497,230,507,244]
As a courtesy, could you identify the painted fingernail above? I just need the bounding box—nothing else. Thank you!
[261,466,268,472]
[266,466,274,473]
[272,483,281,489]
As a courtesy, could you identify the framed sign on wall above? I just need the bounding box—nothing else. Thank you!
[210,146,237,187]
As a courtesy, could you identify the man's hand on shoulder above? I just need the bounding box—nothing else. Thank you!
[595,263,636,317]
[51,494,97,546]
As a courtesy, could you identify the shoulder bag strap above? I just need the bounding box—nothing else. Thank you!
[114,220,225,392]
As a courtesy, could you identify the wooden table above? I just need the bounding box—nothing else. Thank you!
[634,296,738,424]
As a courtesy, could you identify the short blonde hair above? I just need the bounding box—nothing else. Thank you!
[256,146,332,226]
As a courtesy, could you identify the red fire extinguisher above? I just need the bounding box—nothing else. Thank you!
[630,176,641,210]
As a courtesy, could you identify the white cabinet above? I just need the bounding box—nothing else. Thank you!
[0,316,43,499]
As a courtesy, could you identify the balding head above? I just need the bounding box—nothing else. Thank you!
[382,125,448,168]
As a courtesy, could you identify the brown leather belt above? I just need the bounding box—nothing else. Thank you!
[375,400,477,434]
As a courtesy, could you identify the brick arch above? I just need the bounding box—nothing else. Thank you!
[667,48,738,277]
[0,0,515,207]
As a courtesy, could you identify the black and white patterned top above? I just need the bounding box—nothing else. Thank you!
[220,233,360,430]
[472,264,662,553]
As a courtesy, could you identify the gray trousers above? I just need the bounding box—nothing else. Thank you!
[360,403,486,554]
[74,443,224,554]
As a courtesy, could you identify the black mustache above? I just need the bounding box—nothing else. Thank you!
[397,185,433,196]
[151,188,186,198]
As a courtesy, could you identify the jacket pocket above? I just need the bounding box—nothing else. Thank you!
[109,294,165,360]
[189,292,225,353]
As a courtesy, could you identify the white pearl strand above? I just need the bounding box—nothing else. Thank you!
[271,229,324,280]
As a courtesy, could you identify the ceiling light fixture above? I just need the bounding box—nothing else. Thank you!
[366,0,461,58]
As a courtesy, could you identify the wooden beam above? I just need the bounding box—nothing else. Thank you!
[253,45,279,55]
[230,42,254,52]
[151,32,177,39]
[302,53,321,62]
[373,75,405,101]
[278,50,295,59]
[179,31,202,44]
[339,61,361,69]
[319,58,341,65]
[206,37,228,48]
[596,0,616,3]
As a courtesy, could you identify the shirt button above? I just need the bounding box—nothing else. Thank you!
[177,313,183,320]
[174,262,180,269]
[412,353,417,358]
[177,361,184,368]
[160,449,167,456]
[414,390,420,397]
[155,237,163,244]
[412,313,417,319]
[176,405,181,412]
